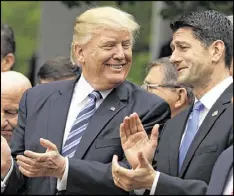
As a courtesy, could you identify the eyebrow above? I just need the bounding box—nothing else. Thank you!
[171,41,189,47]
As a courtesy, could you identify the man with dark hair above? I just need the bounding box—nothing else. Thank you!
[142,57,194,118]
[37,56,80,84]
[1,23,16,72]
[112,10,233,195]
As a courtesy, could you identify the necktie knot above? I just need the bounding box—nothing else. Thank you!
[88,91,102,101]
[193,101,204,112]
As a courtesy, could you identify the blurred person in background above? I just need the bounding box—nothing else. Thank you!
[37,56,80,84]
[227,15,233,77]
[142,57,194,118]
[1,23,16,72]
[1,71,32,143]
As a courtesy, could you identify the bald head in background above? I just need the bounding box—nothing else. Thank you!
[1,71,32,143]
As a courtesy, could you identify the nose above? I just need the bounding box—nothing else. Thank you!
[1,114,8,129]
[170,50,183,67]
[113,45,125,61]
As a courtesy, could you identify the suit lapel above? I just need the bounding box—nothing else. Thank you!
[46,78,79,192]
[168,107,192,176]
[179,83,233,177]
[47,79,78,153]
[208,146,233,194]
[74,84,128,159]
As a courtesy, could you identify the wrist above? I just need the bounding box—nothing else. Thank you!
[146,169,156,190]
[57,157,66,179]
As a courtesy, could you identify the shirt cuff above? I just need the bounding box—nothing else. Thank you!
[1,156,14,193]
[149,171,160,195]
[57,157,69,191]
[134,189,146,195]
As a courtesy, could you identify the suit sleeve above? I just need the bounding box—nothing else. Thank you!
[154,172,207,195]
[66,99,171,194]
[141,99,171,134]
[3,91,29,194]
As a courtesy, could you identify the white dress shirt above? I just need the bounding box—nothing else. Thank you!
[57,74,112,190]
[1,74,112,193]
[148,76,233,195]
[223,167,233,195]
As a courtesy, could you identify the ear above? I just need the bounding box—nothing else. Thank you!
[74,44,85,65]
[1,53,15,71]
[174,88,187,109]
[210,40,225,63]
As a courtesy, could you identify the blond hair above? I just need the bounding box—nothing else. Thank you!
[70,6,140,65]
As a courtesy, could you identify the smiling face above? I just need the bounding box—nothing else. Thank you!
[170,27,213,87]
[76,28,132,90]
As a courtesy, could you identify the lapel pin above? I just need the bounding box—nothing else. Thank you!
[212,110,218,116]
[110,107,116,111]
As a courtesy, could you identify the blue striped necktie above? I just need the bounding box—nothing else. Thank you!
[178,101,204,172]
[61,90,102,158]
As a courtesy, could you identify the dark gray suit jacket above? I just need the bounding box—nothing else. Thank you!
[153,83,233,195]
[3,77,170,195]
[206,145,233,195]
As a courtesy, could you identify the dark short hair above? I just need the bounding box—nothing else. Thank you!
[170,10,233,69]
[37,56,80,81]
[146,57,195,105]
[1,23,16,57]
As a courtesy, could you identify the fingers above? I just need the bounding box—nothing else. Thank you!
[123,113,142,137]
[129,113,137,134]
[18,165,40,178]
[150,124,159,148]
[112,155,131,178]
[123,117,131,137]
[23,150,47,161]
[112,155,134,191]
[16,154,38,166]
[17,160,40,174]
[40,138,57,151]
[120,123,127,145]
[135,113,145,132]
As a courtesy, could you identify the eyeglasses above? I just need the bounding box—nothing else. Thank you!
[141,82,182,91]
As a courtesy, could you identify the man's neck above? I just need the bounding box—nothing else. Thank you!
[193,69,230,99]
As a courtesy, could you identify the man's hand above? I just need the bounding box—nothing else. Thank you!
[1,135,12,178]
[120,113,159,169]
[112,152,156,191]
[16,138,66,179]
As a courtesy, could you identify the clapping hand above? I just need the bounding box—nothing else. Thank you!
[16,138,66,179]
[120,112,159,169]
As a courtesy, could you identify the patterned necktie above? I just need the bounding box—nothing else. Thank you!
[61,90,102,158]
[178,101,204,172]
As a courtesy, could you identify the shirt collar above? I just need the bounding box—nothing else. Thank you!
[74,74,113,103]
[195,76,233,110]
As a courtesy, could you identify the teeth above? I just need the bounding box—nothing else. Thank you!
[107,64,123,69]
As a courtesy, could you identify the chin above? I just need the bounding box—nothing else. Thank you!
[1,133,12,143]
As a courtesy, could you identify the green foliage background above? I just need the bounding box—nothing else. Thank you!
[1,1,233,85]
[1,1,41,77]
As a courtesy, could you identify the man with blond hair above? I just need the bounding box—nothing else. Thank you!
[1,71,32,143]
[1,6,170,195]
